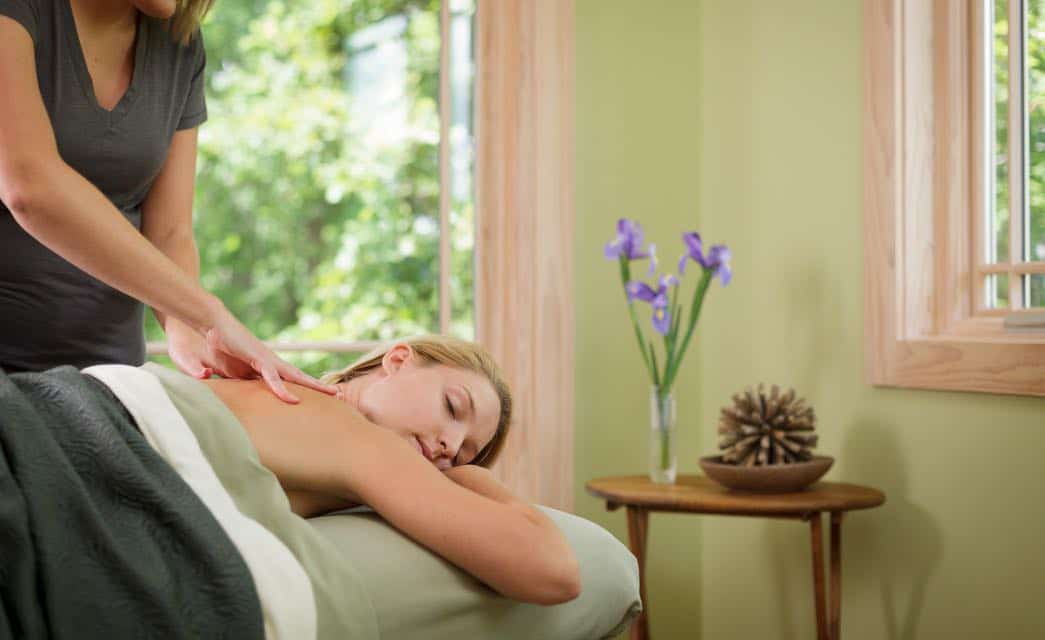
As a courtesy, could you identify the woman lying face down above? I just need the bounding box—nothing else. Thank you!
[204,334,513,516]
[202,335,580,606]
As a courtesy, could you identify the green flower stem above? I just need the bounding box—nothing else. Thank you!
[661,426,670,470]
[653,387,672,471]
[648,340,661,387]
[663,284,680,390]
[662,269,713,391]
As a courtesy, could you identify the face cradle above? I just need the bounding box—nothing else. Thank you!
[337,345,500,471]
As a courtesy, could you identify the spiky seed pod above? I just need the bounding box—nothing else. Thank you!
[716,383,818,466]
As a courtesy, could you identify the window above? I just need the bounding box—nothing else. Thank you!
[982,0,1045,311]
[863,0,1045,396]
[145,0,478,377]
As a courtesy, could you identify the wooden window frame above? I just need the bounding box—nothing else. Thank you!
[475,0,575,510]
[864,0,1045,396]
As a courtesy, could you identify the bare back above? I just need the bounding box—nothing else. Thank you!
[202,378,368,517]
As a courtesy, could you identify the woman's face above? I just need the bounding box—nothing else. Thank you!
[338,345,501,471]
[132,0,177,19]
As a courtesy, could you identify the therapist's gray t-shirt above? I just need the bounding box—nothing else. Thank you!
[0,0,207,372]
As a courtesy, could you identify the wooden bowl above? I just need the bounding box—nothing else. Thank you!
[698,455,834,493]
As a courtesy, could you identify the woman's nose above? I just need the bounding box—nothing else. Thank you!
[438,428,466,459]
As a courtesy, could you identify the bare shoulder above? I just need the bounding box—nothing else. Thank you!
[202,378,362,433]
[201,377,386,498]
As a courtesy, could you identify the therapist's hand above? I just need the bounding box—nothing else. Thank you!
[197,300,339,403]
[165,317,253,381]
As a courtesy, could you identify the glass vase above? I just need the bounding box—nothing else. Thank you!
[649,386,677,483]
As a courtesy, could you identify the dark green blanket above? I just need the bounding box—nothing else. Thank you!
[0,365,263,640]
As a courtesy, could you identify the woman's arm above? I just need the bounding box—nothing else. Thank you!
[218,381,581,605]
[140,128,204,333]
[0,19,330,402]
[140,128,256,381]
[348,432,581,605]
[140,127,214,379]
[284,488,359,518]
[284,465,572,572]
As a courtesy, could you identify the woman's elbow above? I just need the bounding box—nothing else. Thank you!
[517,554,582,606]
[0,159,58,217]
[546,559,583,605]
[0,176,34,216]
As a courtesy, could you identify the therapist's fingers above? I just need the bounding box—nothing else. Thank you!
[276,361,338,396]
[207,348,254,380]
[167,333,211,379]
[172,352,209,379]
[205,311,307,403]
[257,360,300,404]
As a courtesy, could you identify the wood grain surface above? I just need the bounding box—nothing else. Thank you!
[586,474,885,517]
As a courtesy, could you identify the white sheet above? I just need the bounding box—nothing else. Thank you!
[83,364,317,640]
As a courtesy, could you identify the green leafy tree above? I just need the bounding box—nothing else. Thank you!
[994,0,1045,306]
[147,0,475,376]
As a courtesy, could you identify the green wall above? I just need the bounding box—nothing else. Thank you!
[574,2,1045,638]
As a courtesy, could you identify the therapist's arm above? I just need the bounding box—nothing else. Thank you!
[141,128,203,334]
[141,128,211,367]
[0,18,331,401]
[140,128,254,380]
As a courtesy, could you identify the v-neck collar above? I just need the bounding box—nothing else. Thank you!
[61,0,148,126]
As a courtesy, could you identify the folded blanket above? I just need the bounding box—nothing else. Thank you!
[0,366,263,640]
[92,363,380,640]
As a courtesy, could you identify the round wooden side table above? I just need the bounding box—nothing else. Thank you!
[586,474,885,640]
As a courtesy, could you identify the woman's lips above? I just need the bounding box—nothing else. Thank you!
[414,437,434,461]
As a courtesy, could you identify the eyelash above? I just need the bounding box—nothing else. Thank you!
[445,395,463,466]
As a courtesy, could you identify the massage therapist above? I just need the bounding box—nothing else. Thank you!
[0,0,334,402]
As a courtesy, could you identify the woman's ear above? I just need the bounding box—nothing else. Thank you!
[380,343,414,375]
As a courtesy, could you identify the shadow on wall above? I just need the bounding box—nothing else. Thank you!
[774,251,940,637]
[842,416,941,640]
[757,413,939,640]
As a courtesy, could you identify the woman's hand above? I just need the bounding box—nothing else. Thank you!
[200,299,338,403]
[165,317,253,380]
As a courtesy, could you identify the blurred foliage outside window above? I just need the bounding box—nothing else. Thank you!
[145,0,477,377]
[991,0,1045,307]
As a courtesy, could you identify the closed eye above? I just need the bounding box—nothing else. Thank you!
[445,394,456,419]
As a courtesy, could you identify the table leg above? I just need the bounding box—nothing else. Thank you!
[830,512,844,640]
[808,512,828,640]
[626,506,650,640]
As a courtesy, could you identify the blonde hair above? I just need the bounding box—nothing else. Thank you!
[321,335,512,469]
[169,0,216,45]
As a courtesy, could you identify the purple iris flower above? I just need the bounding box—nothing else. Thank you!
[626,274,679,335]
[678,231,732,285]
[604,218,650,261]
